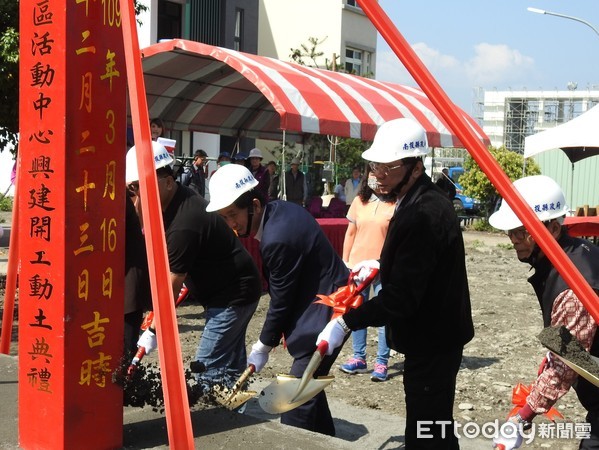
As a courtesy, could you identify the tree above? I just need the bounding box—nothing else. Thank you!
[0,0,19,153]
[289,36,339,71]
[0,0,148,155]
[459,146,541,217]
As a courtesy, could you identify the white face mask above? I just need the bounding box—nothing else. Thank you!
[367,175,379,190]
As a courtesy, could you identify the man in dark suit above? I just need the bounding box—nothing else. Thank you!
[317,118,474,448]
[435,167,456,200]
[180,149,208,197]
[207,164,349,436]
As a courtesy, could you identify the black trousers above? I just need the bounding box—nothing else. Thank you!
[280,339,345,436]
[580,411,599,449]
[403,347,463,449]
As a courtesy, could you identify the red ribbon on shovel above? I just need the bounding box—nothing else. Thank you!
[314,268,379,319]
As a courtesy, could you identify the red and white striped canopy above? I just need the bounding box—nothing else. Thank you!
[142,39,489,147]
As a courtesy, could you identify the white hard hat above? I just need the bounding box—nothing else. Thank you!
[362,118,430,163]
[489,175,569,231]
[290,158,301,165]
[206,164,259,212]
[248,148,263,159]
[126,141,174,183]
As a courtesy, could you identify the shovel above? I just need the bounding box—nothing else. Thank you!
[213,364,258,410]
[258,341,333,414]
[538,325,599,388]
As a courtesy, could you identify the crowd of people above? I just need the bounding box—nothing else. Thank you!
[122,116,598,448]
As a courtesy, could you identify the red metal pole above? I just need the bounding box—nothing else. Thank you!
[119,0,195,447]
[0,161,19,354]
[358,0,599,323]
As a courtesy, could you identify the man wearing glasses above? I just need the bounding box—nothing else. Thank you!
[489,175,599,450]
[317,118,474,448]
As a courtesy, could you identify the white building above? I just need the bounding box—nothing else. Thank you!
[258,0,377,77]
[478,88,599,154]
[476,88,599,210]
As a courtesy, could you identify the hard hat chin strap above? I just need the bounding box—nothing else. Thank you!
[237,204,254,238]
[393,162,417,195]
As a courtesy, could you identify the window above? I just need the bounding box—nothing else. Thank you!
[234,9,244,51]
[347,0,360,7]
[157,0,182,41]
[345,47,371,76]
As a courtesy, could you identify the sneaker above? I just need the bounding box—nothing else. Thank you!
[339,357,368,374]
[370,363,388,382]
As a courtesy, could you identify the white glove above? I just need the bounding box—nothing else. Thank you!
[137,329,157,355]
[316,318,349,355]
[351,259,380,285]
[247,340,272,373]
[493,421,523,450]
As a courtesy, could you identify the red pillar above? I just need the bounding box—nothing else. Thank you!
[18,0,126,448]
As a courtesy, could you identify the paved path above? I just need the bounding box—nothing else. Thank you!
[0,354,490,449]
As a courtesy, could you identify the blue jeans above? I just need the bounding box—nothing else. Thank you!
[195,301,258,388]
[350,281,390,365]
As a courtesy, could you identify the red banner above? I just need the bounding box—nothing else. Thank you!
[19,0,126,447]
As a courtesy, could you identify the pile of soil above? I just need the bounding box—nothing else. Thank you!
[539,325,599,381]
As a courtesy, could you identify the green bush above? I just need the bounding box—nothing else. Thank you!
[470,218,494,232]
[0,196,13,211]
[460,147,541,217]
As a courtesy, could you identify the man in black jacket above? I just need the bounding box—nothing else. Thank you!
[317,118,474,449]
[180,149,208,197]
[435,167,456,200]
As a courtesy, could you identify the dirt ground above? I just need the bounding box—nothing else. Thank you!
[0,213,590,448]
[168,230,587,449]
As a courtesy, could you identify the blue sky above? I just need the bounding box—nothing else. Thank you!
[374,0,599,113]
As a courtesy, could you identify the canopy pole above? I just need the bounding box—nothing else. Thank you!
[120,0,194,446]
[0,155,19,354]
[570,162,575,214]
[281,130,287,201]
[358,0,599,323]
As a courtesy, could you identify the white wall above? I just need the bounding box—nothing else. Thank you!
[259,0,342,61]
[0,150,16,197]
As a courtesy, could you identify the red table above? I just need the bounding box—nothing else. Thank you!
[316,218,349,255]
[239,218,349,289]
[564,216,599,238]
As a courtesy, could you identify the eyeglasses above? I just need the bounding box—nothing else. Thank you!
[127,176,169,193]
[369,162,404,176]
[506,228,528,241]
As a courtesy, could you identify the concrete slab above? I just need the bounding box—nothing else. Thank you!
[0,354,490,449]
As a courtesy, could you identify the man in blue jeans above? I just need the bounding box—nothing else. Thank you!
[127,142,261,389]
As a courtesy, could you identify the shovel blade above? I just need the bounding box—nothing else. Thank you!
[552,353,599,388]
[212,384,258,410]
[258,374,334,414]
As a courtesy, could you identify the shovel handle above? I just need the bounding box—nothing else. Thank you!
[316,340,328,357]
[224,364,255,404]
[230,365,255,393]
[350,267,379,295]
